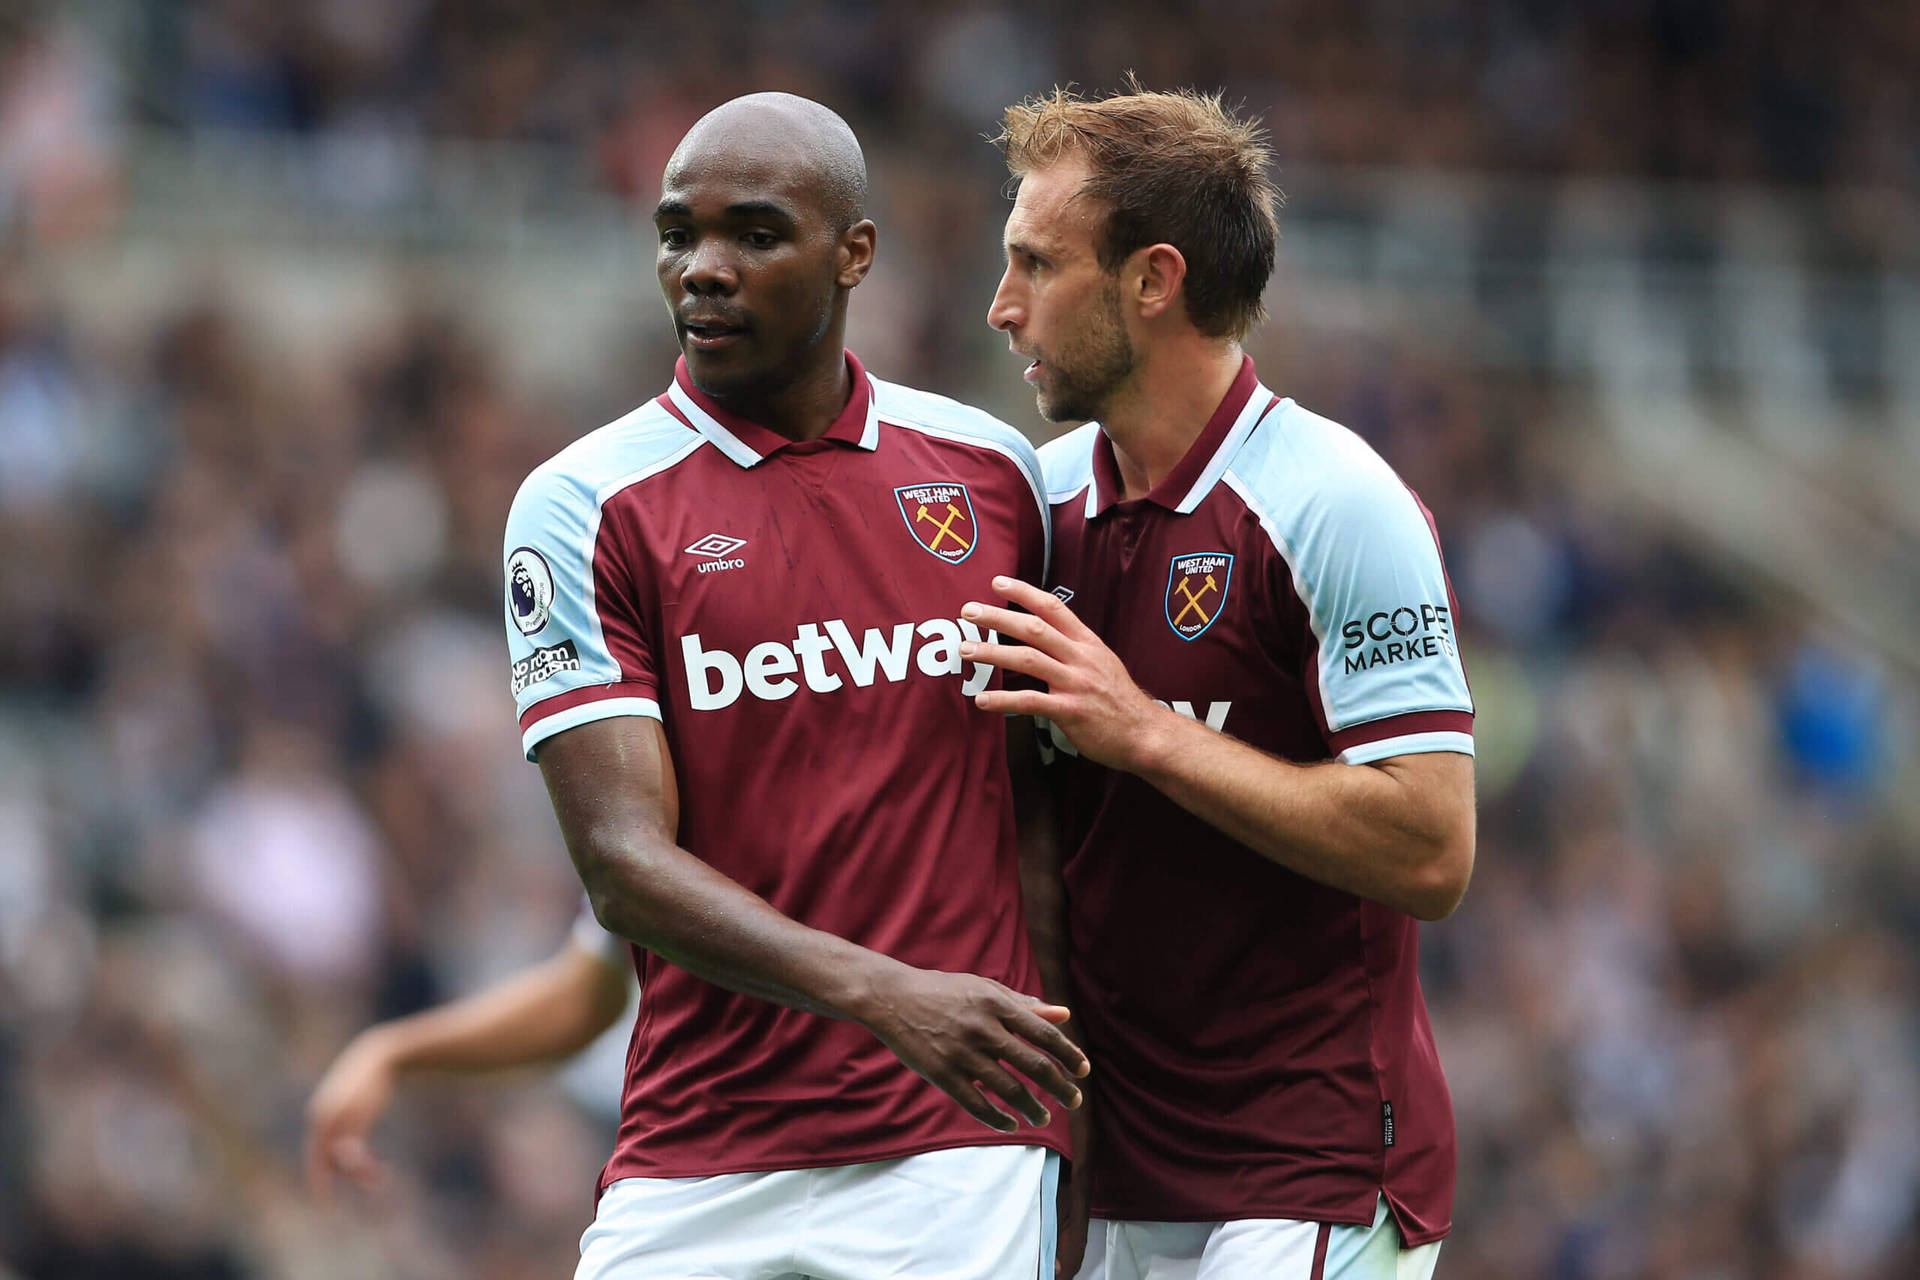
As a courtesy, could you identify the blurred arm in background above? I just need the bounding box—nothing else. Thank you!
[303,903,631,1202]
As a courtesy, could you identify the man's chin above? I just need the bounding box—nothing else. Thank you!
[682,347,762,398]
[1036,391,1096,425]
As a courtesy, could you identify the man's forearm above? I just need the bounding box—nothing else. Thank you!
[1127,706,1474,920]
[578,833,906,1023]
[961,579,1473,919]
[536,715,1086,1134]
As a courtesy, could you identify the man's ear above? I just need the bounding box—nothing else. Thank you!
[839,220,877,288]
[1128,243,1188,323]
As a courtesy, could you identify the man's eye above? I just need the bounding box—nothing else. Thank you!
[660,228,692,249]
[744,231,779,249]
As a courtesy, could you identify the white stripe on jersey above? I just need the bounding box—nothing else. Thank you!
[521,696,663,759]
[1174,387,1277,514]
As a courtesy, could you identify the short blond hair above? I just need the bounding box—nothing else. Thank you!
[997,82,1280,340]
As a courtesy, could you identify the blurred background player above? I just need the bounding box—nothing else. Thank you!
[305,899,631,1203]
[968,86,1472,1279]
[7,5,1917,1278]
[502,93,1083,1279]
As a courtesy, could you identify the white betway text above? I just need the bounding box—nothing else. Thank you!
[681,618,1000,711]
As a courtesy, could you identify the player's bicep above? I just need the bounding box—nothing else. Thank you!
[536,715,680,877]
[1368,749,1475,819]
[1367,748,1476,901]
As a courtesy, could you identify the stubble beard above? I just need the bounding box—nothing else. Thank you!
[1035,277,1136,424]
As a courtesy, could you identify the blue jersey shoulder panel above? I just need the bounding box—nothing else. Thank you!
[1223,402,1474,745]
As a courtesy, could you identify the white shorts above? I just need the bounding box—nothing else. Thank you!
[577,1143,1060,1280]
[1075,1195,1441,1280]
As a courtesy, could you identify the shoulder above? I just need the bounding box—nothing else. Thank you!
[510,400,702,527]
[871,377,1042,480]
[1036,422,1102,503]
[1223,400,1426,543]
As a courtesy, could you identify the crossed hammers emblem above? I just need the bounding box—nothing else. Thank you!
[1172,573,1218,626]
[915,503,972,553]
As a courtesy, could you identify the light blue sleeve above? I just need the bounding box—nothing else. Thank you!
[1231,408,1474,765]
[503,462,662,761]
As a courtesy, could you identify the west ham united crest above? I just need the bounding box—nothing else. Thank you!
[1166,552,1233,640]
[895,481,977,564]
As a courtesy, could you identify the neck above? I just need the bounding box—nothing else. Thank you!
[705,316,853,443]
[1100,338,1245,501]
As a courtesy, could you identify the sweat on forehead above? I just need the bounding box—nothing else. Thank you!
[665,92,868,230]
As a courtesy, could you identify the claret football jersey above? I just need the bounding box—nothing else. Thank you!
[1039,357,1472,1244]
[503,352,1069,1190]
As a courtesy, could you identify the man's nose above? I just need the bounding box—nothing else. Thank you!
[682,239,738,296]
[987,267,1023,332]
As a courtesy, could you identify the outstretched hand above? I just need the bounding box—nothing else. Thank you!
[960,577,1170,773]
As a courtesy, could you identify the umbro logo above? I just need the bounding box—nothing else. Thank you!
[685,534,746,558]
[685,533,747,575]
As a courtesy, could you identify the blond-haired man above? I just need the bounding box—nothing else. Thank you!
[964,86,1476,1280]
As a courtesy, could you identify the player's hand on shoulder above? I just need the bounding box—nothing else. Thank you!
[304,1029,401,1203]
[853,963,1088,1133]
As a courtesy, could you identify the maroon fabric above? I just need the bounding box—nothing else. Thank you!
[527,361,1066,1192]
[1046,366,1456,1244]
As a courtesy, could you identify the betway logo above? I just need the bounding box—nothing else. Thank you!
[681,618,1000,711]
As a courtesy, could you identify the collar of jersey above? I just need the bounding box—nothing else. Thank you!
[1086,355,1276,519]
[665,351,880,466]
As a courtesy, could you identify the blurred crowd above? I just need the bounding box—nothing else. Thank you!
[3,3,1918,1279]
[6,1,1918,242]
[105,0,1920,193]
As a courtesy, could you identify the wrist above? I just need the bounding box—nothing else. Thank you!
[818,948,903,1028]
[1120,701,1187,780]
[357,1024,415,1074]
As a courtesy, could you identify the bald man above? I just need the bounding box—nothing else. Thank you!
[502,94,1083,1280]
